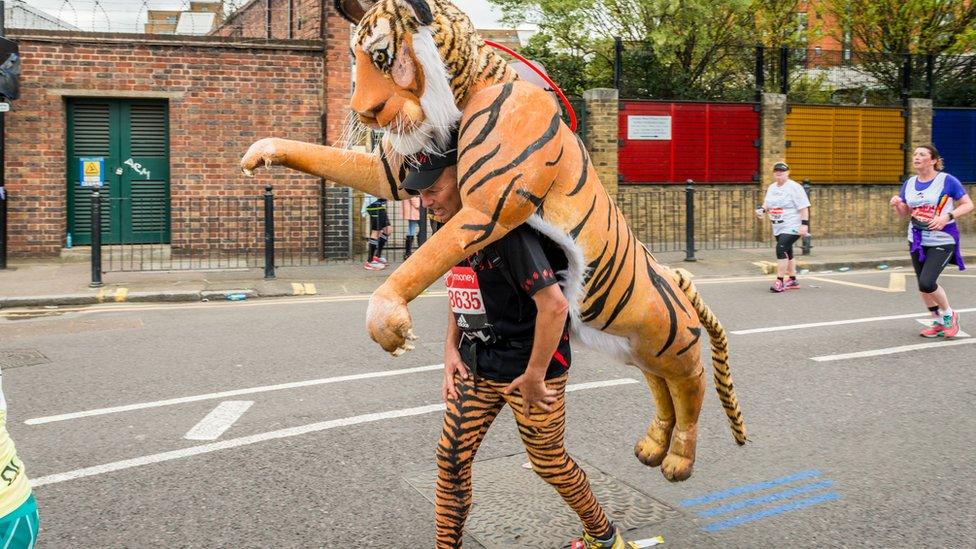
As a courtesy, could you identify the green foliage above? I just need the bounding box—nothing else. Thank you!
[827,0,976,106]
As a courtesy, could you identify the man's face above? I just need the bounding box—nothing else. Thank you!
[773,169,789,183]
[418,166,461,221]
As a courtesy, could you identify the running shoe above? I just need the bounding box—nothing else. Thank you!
[769,279,785,293]
[374,256,388,265]
[785,278,800,290]
[363,260,386,271]
[942,311,960,338]
[569,527,635,549]
[919,320,944,338]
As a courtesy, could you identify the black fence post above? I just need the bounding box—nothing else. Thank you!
[89,189,103,287]
[755,44,765,102]
[684,179,697,262]
[779,45,789,94]
[0,184,6,270]
[613,36,623,90]
[802,179,812,256]
[900,53,911,107]
[925,53,934,100]
[263,185,276,280]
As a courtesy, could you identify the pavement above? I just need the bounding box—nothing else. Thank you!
[2,239,974,309]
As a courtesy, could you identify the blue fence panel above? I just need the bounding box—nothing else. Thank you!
[933,109,976,183]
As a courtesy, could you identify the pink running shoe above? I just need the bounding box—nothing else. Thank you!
[785,278,800,290]
[363,260,386,271]
[769,279,785,293]
[919,320,944,338]
[942,312,960,338]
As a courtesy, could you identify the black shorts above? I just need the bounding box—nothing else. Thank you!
[368,208,389,231]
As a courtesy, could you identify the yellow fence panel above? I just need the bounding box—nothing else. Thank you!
[785,105,905,184]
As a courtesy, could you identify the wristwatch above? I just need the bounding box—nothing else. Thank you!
[948,212,955,221]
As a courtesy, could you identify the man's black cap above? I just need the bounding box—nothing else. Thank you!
[401,130,459,194]
[772,161,790,172]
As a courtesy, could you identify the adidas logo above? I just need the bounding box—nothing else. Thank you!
[456,315,469,328]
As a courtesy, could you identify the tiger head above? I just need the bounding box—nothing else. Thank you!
[337,0,516,156]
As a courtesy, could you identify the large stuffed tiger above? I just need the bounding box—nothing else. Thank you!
[241,0,746,482]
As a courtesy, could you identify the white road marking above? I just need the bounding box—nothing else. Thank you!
[810,338,976,362]
[25,364,445,425]
[731,307,976,335]
[1,291,449,317]
[805,274,905,293]
[29,378,639,488]
[914,318,971,338]
[183,401,253,441]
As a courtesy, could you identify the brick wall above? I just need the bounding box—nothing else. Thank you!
[213,0,323,40]
[5,31,324,257]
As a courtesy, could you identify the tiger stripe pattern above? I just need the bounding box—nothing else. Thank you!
[667,268,748,445]
[243,0,748,490]
[435,373,611,548]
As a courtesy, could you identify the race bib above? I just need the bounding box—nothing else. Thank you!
[911,204,936,224]
[446,266,489,333]
[766,207,785,221]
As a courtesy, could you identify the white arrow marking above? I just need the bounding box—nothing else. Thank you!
[183,401,253,441]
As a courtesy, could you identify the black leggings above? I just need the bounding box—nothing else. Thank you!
[775,233,801,260]
[911,244,955,294]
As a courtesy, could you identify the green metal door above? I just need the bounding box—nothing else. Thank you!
[67,99,170,245]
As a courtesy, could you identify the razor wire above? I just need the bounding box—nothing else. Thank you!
[10,0,269,37]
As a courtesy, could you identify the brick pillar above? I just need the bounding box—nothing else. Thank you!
[761,93,787,182]
[583,88,619,199]
[907,98,933,176]
[321,5,355,258]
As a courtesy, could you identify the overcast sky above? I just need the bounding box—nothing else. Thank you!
[27,0,521,34]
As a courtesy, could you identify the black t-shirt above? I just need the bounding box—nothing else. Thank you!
[446,224,571,382]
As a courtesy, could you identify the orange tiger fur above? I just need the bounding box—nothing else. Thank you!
[242,0,746,484]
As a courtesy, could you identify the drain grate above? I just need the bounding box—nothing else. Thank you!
[0,349,52,370]
[403,454,679,548]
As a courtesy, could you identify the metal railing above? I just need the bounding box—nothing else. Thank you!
[618,182,976,257]
[88,187,323,281]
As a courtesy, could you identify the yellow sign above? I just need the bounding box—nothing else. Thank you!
[83,161,101,176]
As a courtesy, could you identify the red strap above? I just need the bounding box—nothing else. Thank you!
[484,40,578,133]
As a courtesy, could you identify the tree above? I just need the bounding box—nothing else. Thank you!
[827,0,976,105]
[489,0,813,100]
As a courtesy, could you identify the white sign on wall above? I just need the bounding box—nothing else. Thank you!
[628,115,672,140]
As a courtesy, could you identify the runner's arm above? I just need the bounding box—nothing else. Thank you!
[525,285,569,380]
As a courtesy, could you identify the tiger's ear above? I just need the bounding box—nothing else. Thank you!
[392,42,417,89]
[398,0,434,25]
[334,0,378,24]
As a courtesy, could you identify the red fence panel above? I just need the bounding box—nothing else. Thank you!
[618,101,760,184]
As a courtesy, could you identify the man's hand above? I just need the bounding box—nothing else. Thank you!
[442,346,469,402]
[799,224,809,237]
[503,372,558,416]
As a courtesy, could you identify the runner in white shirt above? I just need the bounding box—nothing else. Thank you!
[757,162,810,293]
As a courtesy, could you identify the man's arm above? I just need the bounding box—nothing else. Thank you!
[525,285,569,380]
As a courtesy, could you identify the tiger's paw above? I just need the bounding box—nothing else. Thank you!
[241,138,284,176]
[366,285,417,356]
[661,454,694,482]
[634,418,674,467]
[660,425,697,482]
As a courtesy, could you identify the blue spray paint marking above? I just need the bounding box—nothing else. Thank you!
[701,492,842,532]
[680,470,821,507]
[697,480,835,518]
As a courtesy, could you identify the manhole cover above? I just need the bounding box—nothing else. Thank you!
[0,349,51,370]
[403,454,678,548]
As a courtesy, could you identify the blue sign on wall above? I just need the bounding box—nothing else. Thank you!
[933,109,976,183]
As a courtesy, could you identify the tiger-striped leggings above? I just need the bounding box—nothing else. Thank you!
[434,373,611,548]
